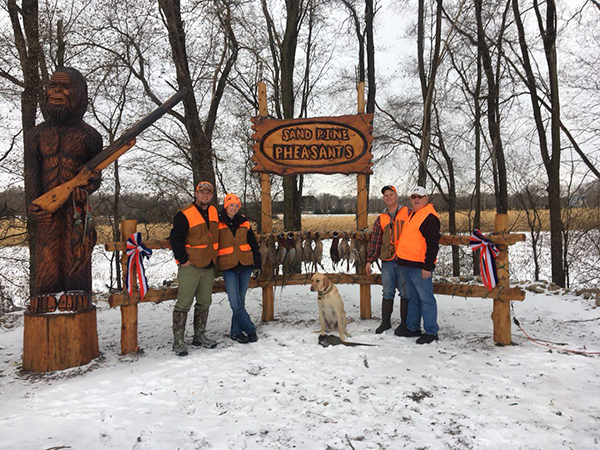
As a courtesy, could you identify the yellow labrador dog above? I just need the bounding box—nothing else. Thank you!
[310,273,351,340]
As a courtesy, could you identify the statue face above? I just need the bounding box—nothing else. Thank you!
[47,72,72,108]
[45,68,88,123]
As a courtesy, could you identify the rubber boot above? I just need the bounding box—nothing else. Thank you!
[375,298,394,334]
[192,308,218,349]
[173,310,188,356]
[394,297,410,336]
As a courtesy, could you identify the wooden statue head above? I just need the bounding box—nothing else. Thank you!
[46,67,88,124]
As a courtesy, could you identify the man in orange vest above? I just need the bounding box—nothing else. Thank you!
[366,185,410,334]
[396,186,441,344]
[169,181,219,356]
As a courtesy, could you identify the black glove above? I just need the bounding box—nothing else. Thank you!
[252,268,262,280]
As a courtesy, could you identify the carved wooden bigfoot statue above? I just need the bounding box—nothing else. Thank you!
[23,67,101,372]
[25,67,102,312]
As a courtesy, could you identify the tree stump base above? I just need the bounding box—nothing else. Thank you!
[23,306,100,372]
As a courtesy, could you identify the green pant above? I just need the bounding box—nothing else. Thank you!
[174,265,215,312]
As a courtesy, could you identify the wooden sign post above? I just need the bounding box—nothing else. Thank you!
[356,81,371,319]
[492,213,511,345]
[251,82,374,320]
[258,82,275,321]
[120,219,140,354]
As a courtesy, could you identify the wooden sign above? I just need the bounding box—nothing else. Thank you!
[251,114,374,175]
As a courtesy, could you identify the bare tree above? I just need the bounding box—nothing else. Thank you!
[416,0,443,187]
[4,0,47,295]
[157,0,239,190]
[512,0,564,285]
[474,0,510,213]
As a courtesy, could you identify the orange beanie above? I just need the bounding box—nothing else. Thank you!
[224,193,241,209]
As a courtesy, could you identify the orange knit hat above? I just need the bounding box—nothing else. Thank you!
[224,193,241,209]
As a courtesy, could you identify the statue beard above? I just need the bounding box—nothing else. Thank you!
[47,103,72,124]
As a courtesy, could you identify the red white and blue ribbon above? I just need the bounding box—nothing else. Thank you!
[470,229,500,291]
[126,232,152,298]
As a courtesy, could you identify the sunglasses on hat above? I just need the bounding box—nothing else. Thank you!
[196,181,213,192]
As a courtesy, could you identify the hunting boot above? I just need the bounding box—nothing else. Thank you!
[394,297,410,336]
[173,310,188,356]
[192,308,218,349]
[375,298,394,334]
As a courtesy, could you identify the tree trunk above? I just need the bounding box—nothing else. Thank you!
[364,0,376,204]
[280,0,303,231]
[158,0,217,189]
[513,0,564,286]
[475,0,509,213]
[8,0,44,296]
[112,159,122,290]
[542,0,564,286]
[473,45,482,276]
[417,0,443,187]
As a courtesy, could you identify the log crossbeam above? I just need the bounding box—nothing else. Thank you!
[105,232,526,252]
[108,274,525,307]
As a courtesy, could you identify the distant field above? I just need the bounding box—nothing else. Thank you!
[1,208,598,246]
[285,208,600,234]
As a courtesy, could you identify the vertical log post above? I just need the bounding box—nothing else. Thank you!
[258,82,275,322]
[492,213,511,345]
[356,82,371,319]
[120,219,139,354]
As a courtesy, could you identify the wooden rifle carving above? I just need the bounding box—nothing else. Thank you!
[32,88,189,213]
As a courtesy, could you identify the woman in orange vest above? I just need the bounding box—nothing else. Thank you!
[395,186,441,344]
[217,194,262,344]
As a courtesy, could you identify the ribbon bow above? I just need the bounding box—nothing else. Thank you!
[470,229,500,291]
[126,232,153,299]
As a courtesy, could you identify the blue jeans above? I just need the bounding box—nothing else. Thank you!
[401,266,439,335]
[381,260,406,300]
[222,267,256,337]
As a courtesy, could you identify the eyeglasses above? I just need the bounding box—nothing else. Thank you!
[410,195,425,200]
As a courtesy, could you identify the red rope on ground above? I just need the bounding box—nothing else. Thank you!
[512,316,600,355]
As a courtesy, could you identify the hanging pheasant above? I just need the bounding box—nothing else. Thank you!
[275,233,287,275]
[314,232,324,272]
[330,231,341,269]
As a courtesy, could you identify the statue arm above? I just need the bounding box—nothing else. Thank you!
[24,127,51,224]
[73,128,103,204]
[84,128,103,194]
[24,127,42,208]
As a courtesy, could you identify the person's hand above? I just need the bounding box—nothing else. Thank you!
[181,260,194,267]
[422,269,432,279]
[252,268,262,280]
[28,204,52,225]
[73,187,88,203]
[365,262,372,275]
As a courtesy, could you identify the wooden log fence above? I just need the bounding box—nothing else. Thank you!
[105,214,526,353]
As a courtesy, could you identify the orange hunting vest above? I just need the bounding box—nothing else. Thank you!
[397,203,439,263]
[181,204,219,267]
[379,206,410,261]
[217,220,254,271]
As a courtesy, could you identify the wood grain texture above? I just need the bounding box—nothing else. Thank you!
[251,114,374,175]
[492,214,512,345]
[23,307,99,372]
[108,276,525,307]
[120,219,139,354]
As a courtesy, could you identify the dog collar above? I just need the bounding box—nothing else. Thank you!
[319,283,334,297]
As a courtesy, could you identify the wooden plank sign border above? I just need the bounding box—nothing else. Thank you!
[251,114,374,175]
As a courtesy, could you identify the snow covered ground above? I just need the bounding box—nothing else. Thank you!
[1,269,599,448]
